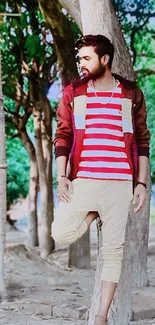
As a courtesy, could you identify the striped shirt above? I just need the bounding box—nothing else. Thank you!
[76,84,132,180]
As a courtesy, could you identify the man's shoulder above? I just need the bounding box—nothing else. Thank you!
[63,78,87,97]
[113,73,137,90]
[114,73,145,103]
[63,83,73,94]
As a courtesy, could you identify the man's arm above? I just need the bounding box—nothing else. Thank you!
[56,156,73,203]
[134,87,150,159]
[56,156,68,180]
[138,156,149,184]
[133,88,150,212]
[54,85,74,202]
[54,85,73,161]
[133,156,149,213]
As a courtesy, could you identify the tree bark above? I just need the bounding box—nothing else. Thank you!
[33,105,53,258]
[19,130,39,247]
[41,98,55,249]
[38,0,78,87]
[131,167,151,287]
[68,229,90,269]
[28,154,39,247]
[59,0,82,30]
[29,61,55,257]
[0,52,7,299]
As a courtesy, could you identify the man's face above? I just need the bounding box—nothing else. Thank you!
[78,46,106,80]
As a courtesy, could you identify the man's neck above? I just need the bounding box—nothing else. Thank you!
[91,70,114,91]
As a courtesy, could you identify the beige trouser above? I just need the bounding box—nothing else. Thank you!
[52,179,133,283]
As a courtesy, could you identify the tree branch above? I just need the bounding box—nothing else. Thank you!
[135,53,155,58]
[124,11,155,19]
[5,115,14,124]
[135,69,155,78]
[5,91,28,108]
[20,106,32,129]
[0,13,21,17]
[4,106,18,117]
[38,0,78,86]
[11,133,20,139]
[59,0,82,30]
[22,60,30,75]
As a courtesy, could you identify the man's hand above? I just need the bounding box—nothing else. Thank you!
[57,177,73,203]
[132,184,147,213]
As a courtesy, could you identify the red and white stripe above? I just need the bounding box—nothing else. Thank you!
[77,85,132,180]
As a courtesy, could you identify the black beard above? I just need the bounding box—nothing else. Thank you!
[91,65,106,80]
[82,65,106,82]
[72,65,106,88]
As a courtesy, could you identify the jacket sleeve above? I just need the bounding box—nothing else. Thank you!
[134,87,150,157]
[53,85,73,159]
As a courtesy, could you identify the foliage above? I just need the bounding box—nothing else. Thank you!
[139,76,155,184]
[113,0,155,69]
[6,135,30,206]
[4,96,30,205]
[0,1,58,204]
[0,1,56,97]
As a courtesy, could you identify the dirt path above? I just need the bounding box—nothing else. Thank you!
[0,223,98,325]
[0,223,155,325]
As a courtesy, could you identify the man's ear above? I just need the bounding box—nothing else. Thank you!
[101,54,110,66]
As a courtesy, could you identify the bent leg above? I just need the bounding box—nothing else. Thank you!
[52,202,98,245]
[52,202,88,245]
[52,179,100,245]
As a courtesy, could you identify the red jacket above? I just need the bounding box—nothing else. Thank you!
[54,74,150,184]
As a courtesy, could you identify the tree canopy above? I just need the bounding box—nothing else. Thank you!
[0,0,58,204]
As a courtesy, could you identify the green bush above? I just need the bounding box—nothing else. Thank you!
[6,137,30,206]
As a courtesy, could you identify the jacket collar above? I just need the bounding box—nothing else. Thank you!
[71,74,136,99]
[112,73,137,89]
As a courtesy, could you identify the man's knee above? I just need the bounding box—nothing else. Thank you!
[52,217,88,246]
[52,221,68,245]
[101,245,124,283]
[101,244,124,262]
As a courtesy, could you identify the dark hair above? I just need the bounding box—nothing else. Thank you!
[75,34,114,69]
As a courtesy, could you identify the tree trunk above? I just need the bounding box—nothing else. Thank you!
[76,0,150,324]
[59,0,82,30]
[39,0,91,269]
[131,167,151,287]
[79,0,135,80]
[68,229,90,268]
[41,98,55,249]
[33,106,53,258]
[29,65,55,257]
[27,154,39,247]
[19,130,39,247]
[0,52,7,299]
[38,0,78,87]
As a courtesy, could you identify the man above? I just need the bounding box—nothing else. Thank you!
[52,35,150,325]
